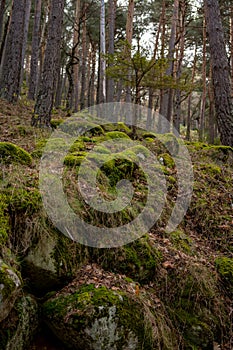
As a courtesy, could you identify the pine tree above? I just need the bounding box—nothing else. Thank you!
[204,0,233,146]
[0,0,26,102]
[32,0,65,127]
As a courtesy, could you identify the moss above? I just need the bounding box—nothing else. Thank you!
[64,152,87,167]
[50,119,64,128]
[142,132,157,139]
[0,194,10,248]
[159,153,175,168]
[0,142,32,165]
[168,229,193,254]
[215,257,233,294]
[90,236,162,283]
[59,119,104,137]
[69,140,86,153]
[102,122,131,134]
[163,263,225,349]
[0,260,21,302]
[199,163,221,176]
[104,131,130,139]
[43,284,154,349]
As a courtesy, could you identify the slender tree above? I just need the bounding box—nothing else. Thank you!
[204,0,233,146]
[106,0,116,103]
[159,0,179,133]
[28,0,42,100]
[0,0,6,43]
[19,0,32,92]
[0,0,26,102]
[32,0,65,127]
[98,0,106,104]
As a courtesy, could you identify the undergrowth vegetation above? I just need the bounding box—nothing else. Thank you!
[0,100,232,349]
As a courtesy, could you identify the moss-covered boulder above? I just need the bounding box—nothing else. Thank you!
[0,142,32,165]
[0,260,22,323]
[23,231,89,295]
[42,266,172,350]
[0,294,38,350]
[90,236,162,283]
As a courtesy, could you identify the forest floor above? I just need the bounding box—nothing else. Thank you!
[0,99,233,350]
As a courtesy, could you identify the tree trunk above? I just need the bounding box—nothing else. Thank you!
[147,0,165,130]
[173,0,186,133]
[80,5,87,110]
[98,0,106,104]
[125,0,134,103]
[28,0,42,100]
[204,0,233,147]
[0,0,6,43]
[208,64,216,144]
[230,6,233,98]
[0,12,9,65]
[32,0,65,127]
[73,0,81,112]
[19,0,31,93]
[106,0,116,103]
[159,0,179,133]
[0,0,26,102]
[88,41,96,107]
[186,45,197,141]
[198,17,207,142]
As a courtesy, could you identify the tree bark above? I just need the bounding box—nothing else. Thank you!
[159,0,179,133]
[198,16,207,142]
[125,0,134,103]
[98,0,106,104]
[204,0,233,147]
[0,0,6,43]
[32,0,65,127]
[28,0,42,100]
[19,0,31,93]
[0,0,26,102]
[80,5,87,110]
[106,0,116,103]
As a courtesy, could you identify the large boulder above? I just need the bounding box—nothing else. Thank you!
[0,259,21,322]
[0,294,38,350]
[42,265,176,350]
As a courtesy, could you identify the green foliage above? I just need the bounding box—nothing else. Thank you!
[215,257,233,295]
[0,194,10,248]
[0,142,32,165]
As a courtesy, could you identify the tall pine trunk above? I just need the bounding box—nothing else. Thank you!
[0,0,26,102]
[159,0,179,133]
[106,0,116,103]
[204,0,233,147]
[32,0,65,127]
[19,0,31,93]
[98,0,106,104]
[28,0,42,100]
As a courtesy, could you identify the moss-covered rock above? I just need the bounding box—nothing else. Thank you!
[64,152,87,167]
[0,142,32,165]
[50,119,64,129]
[0,260,22,322]
[0,294,38,350]
[23,231,89,295]
[104,131,130,140]
[160,261,228,349]
[90,236,162,283]
[59,118,104,137]
[102,122,131,134]
[43,283,155,350]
